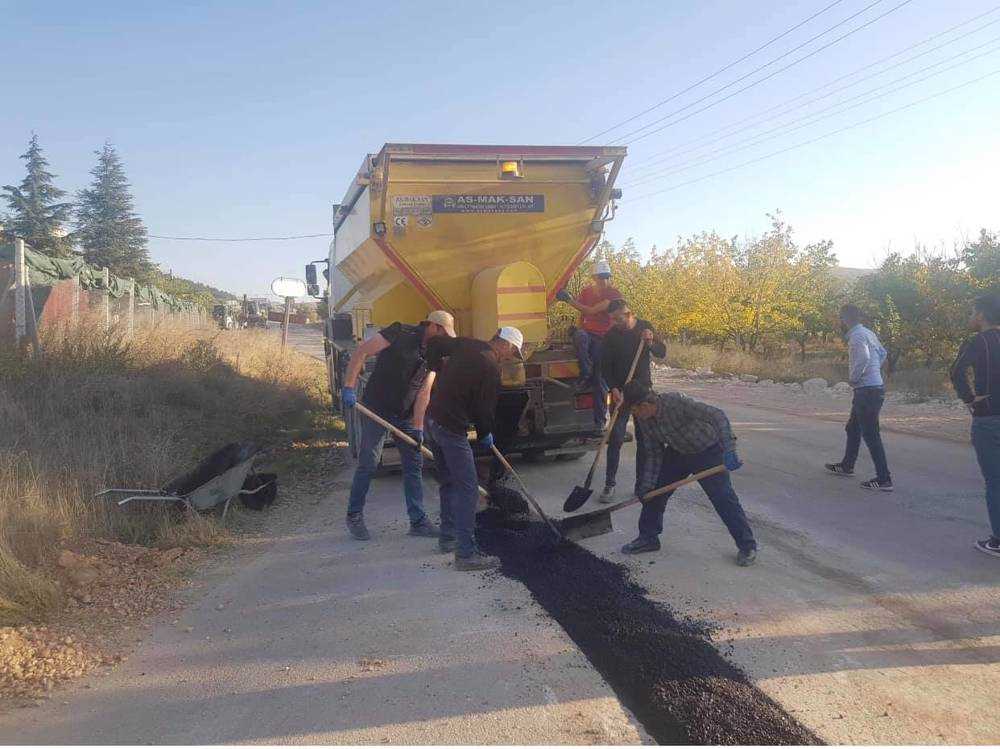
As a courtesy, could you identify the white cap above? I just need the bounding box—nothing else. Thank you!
[497,326,524,358]
[424,310,456,337]
[593,259,612,277]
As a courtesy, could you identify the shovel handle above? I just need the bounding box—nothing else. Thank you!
[601,465,727,514]
[354,403,489,499]
[582,339,647,486]
[491,445,563,539]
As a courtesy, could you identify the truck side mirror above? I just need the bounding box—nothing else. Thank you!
[305,263,320,297]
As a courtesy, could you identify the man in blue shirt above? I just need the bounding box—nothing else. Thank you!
[826,304,893,491]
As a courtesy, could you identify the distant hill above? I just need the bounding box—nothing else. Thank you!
[149,270,236,308]
[832,266,872,283]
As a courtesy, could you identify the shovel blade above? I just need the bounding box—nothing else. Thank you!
[559,509,613,542]
[563,485,594,512]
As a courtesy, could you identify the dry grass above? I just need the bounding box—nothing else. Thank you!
[0,319,328,625]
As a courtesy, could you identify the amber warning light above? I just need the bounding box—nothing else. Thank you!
[500,160,523,179]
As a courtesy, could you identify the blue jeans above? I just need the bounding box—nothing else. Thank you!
[638,442,757,553]
[971,415,1000,539]
[573,329,608,426]
[605,408,646,493]
[347,414,426,525]
[842,386,891,483]
[428,420,480,557]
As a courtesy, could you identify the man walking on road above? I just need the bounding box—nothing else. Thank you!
[426,327,524,571]
[340,311,456,541]
[825,304,893,491]
[599,299,667,503]
[621,381,758,566]
[555,259,623,429]
[949,291,1000,559]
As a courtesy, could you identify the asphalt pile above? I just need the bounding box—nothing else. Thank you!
[477,520,820,745]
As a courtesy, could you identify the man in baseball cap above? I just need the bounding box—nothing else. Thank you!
[425,326,523,571]
[424,310,457,338]
[554,259,623,429]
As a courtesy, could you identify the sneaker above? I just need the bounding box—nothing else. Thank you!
[736,547,757,567]
[438,537,456,554]
[825,463,854,476]
[861,478,894,492]
[621,536,661,555]
[598,485,616,504]
[408,517,440,538]
[346,513,370,541]
[974,537,1000,559]
[454,552,501,571]
[574,375,592,391]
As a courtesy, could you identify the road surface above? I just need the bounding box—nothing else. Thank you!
[3,325,997,744]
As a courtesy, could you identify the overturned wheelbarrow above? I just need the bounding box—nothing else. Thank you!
[94,442,271,520]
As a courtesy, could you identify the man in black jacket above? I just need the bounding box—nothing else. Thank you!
[426,327,524,571]
[950,291,1000,559]
[598,299,667,502]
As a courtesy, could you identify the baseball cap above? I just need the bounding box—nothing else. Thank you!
[497,326,524,359]
[424,310,456,337]
[593,259,612,278]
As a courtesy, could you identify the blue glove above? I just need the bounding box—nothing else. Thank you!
[555,288,573,303]
[724,449,743,471]
[478,433,495,450]
[341,386,357,409]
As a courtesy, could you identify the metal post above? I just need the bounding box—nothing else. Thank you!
[102,267,111,330]
[127,278,135,337]
[281,296,292,350]
[71,275,81,325]
[13,238,26,343]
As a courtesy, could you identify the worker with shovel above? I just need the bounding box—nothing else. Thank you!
[426,327,524,571]
[621,381,758,566]
[599,299,667,503]
[340,311,457,541]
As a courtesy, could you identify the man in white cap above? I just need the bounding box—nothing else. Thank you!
[340,310,457,541]
[426,326,523,571]
[555,259,623,429]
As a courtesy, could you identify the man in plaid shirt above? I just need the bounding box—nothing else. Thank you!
[622,381,758,566]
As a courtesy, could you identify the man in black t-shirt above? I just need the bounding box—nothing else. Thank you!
[599,299,667,503]
[341,310,456,541]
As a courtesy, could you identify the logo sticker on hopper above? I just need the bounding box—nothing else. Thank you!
[432,194,545,214]
[392,195,432,216]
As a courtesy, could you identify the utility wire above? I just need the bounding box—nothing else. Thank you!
[578,0,848,144]
[623,34,1000,188]
[628,66,1000,202]
[625,5,1000,178]
[611,0,915,146]
[150,233,333,241]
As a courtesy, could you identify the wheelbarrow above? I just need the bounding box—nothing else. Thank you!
[95,442,267,520]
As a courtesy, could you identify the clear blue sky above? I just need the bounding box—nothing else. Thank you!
[4,0,999,296]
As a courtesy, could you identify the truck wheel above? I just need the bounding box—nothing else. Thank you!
[555,452,587,462]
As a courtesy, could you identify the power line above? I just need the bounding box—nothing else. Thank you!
[623,34,1000,188]
[149,233,333,242]
[624,5,1000,178]
[628,66,1000,202]
[577,0,848,144]
[611,0,915,146]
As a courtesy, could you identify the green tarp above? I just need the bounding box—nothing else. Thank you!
[1,241,198,312]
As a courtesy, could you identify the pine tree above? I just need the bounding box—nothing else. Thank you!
[75,141,152,280]
[1,134,74,255]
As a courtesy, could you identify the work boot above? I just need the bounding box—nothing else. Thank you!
[454,552,500,571]
[736,547,758,567]
[408,517,440,537]
[861,478,893,492]
[825,463,854,476]
[346,513,370,541]
[621,536,660,555]
[974,537,1000,559]
[598,485,616,504]
[438,536,457,554]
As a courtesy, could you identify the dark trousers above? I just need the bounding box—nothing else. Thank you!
[638,443,757,552]
[573,329,608,426]
[971,415,1000,539]
[605,409,646,493]
[841,386,891,482]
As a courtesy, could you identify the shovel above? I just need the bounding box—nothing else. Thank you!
[559,465,727,542]
[563,339,647,512]
[354,402,489,499]
[490,445,564,541]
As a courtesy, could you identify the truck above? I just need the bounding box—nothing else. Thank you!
[307,143,626,466]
